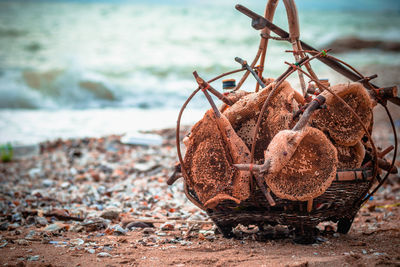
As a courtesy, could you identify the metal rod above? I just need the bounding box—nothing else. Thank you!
[235,57,266,88]
[193,71,222,118]
[235,4,380,89]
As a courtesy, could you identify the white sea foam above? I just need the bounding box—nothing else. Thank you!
[0,0,399,143]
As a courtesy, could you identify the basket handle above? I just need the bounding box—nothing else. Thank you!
[282,0,300,40]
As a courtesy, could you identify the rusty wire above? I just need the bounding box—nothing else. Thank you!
[360,104,398,204]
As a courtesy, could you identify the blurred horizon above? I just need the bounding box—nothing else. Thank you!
[0,0,399,143]
[1,0,400,11]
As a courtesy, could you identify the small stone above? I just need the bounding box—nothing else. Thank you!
[25,216,36,225]
[362,249,367,255]
[87,248,95,254]
[126,221,152,229]
[143,228,155,234]
[100,210,119,220]
[333,233,340,238]
[16,239,29,246]
[179,241,192,246]
[44,223,64,232]
[373,252,386,256]
[205,235,215,241]
[157,232,167,236]
[35,216,48,226]
[0,222,9,231]
[27,255,40,261]
[70,225,84,233]
[160,221,175,231]
[28,168,41,179]
[97,252,112,257]
[8,223,20,230]
[0,240,8,248]
[108,224,126,236]
[133,162,154,172]
[42,179,54,187]
[12,213,22,222]
[61,182,70,189]
[103,246,112,252]
[70,238,84,246]
[25,230,37,240]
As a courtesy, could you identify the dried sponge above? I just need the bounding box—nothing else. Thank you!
[336,141,365,169]
[265,127,338,201]
[312,83,372,146]
[183,109,251,208]
[223,80,297,163]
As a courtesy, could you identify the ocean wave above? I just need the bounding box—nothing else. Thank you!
[1,1,400,111]
[0,27,28,38]
[0,68,210,110]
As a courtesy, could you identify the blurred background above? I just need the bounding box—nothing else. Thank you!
[0,0,399,144]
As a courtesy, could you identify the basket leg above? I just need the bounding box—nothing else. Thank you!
[337,216,355,234]
[293,225,319,244]
[214,220,235,238]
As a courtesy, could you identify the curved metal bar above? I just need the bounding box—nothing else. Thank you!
[236,1,279,92]
[256,0,279,92]
[360,104,398,204]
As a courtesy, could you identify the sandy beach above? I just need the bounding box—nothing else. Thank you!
[0,97,399,266]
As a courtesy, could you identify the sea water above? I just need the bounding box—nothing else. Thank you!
[0,0,399,144]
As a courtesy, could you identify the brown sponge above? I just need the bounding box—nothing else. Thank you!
[336,141,365,169]
[183,109,251,208]
[312,83,372,146]
[264,127,338,201]
[223,80,298,163]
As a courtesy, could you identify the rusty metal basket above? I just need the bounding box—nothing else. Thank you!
[169,0,398,244]
[185,171,373,243]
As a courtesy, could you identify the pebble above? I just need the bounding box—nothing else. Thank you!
[143,228,156,234]
[0,222,9,231]
[97,252,112,257]
[8,223,20,230]
[42,179,54,187]
[108,224,127,236]
[126,221,152,229]
[28,168,41,179]
[16,239,29,246]
[160,221,175,231]
[35,216,48,226]
[86,248,95,254]
[0,240,8,248]
[100,210,120,220]
[373,252,386,256]
[25,230,37,240]
[44,223,64,232]
[27,255,40,261]
[70,238,85,246]
[61,182,70,189]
